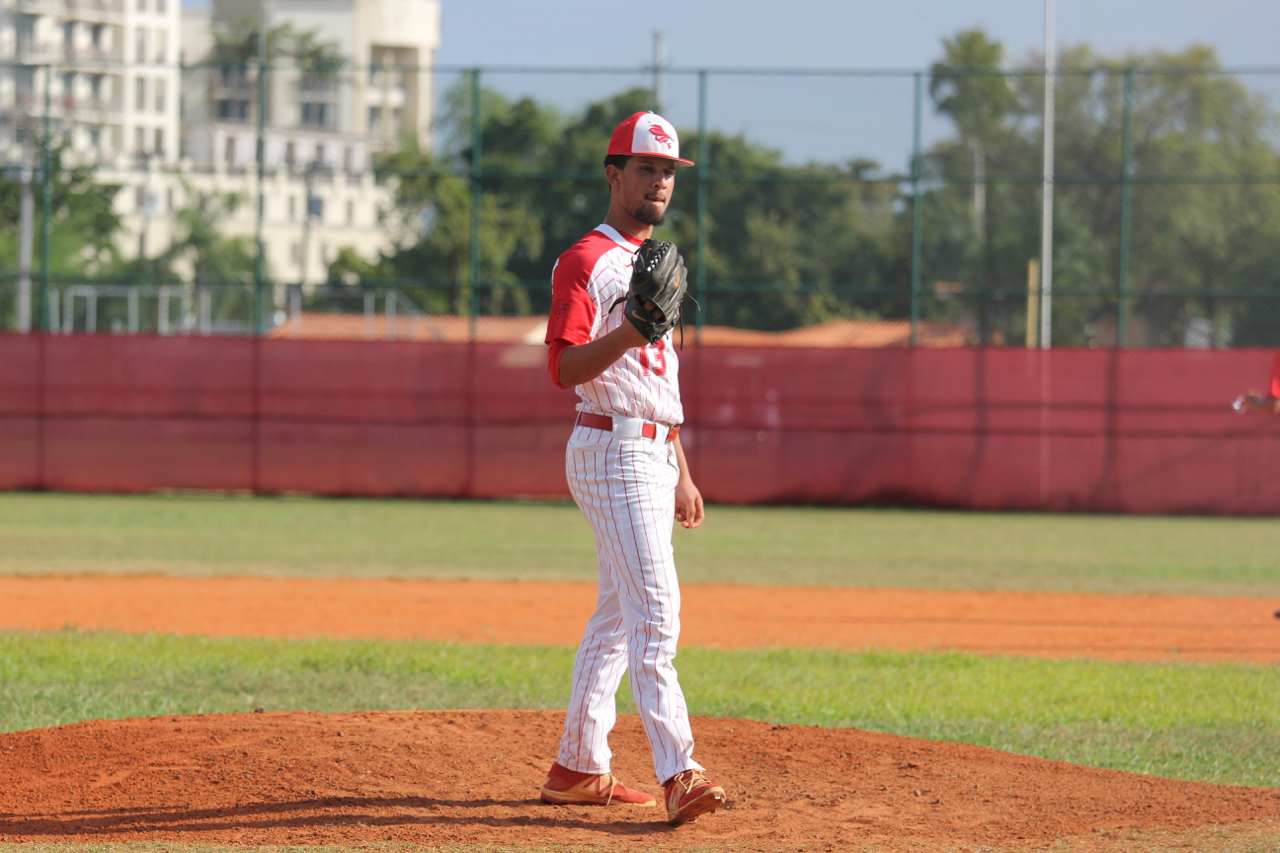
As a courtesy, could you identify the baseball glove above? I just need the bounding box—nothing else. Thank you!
[622,239,688,344]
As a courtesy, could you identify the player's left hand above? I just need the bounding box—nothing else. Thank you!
[674,478,704,529]
[1234,391,1266,414]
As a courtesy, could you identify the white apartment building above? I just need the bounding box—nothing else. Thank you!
[2,0,439,300]
[0,0,181,163]
[163,0,440,288]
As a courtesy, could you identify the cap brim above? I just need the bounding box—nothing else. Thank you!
[622,152,695,167]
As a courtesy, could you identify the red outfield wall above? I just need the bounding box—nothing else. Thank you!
[3,334,1278,514]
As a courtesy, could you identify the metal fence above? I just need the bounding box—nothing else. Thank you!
[3,58,1280,348]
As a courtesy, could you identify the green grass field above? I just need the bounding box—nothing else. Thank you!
[1,491,1277,594]
[1,491,1278,853]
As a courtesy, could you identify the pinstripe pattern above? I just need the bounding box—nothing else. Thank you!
[553,224,684,426]
[557,425,703,785]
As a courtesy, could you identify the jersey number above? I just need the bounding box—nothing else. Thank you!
[638,339,669,376]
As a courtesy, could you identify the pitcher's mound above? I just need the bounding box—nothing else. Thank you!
[0,709,1276,852]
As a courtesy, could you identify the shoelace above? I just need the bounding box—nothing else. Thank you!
[670,769,707,798]
[595,773,616,806]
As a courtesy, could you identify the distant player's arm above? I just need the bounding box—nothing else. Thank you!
[1233,391,1280,414]
[1233,352,1280,414]
[672,434,704,530]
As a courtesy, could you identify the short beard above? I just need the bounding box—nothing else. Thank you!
[632,202,666,227]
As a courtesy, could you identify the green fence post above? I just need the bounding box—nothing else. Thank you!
[909,71,924,347]
[695,69,708,344]
[469,68,482,342]
[39,63,52,332]
[1116,67,1134,348]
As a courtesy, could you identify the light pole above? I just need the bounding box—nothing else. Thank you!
[16,136,34,333]
[1039,0,1056,349]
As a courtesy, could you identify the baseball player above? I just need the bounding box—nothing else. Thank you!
[537,111,727,826]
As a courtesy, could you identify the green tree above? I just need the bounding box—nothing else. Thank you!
[0,141,122,278]
[919,31,1280,347]
[365,81,905,331]
[927,28,1024,343]
[1008,43,1280,346]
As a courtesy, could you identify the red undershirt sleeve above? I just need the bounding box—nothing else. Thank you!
[545,256,598,389]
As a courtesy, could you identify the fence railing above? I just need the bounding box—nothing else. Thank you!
[3,58,1280,348]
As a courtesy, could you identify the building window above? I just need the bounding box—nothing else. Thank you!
[135,28,147,63]
[64,22,75,51]
[346,199,354,226]
[16,15,35,56]
[154,128,164,156]
[62,73,76,107]
[224,136,236,164]
[155,77,166,112]
[301,102,330,127]
[155,29,166,62]
[135,77,146,110]
[368,106,380,132]
[216,99,248,121]
[90,24,103,49]
[14,67,34,107]
[156,0,165,11]
[137,0,146,11]
[88,126,101,150]
[135,126,147,153]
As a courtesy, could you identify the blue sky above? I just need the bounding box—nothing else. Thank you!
[427,0,1278,167]
[186,0,1279,167]
[433,0,1276,70]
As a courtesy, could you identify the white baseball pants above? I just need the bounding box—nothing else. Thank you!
[556,421,703,785]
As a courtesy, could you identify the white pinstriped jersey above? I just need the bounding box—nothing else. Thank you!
[545,224,683,426]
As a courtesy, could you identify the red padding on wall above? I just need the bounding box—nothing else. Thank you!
[2,333,1278,514]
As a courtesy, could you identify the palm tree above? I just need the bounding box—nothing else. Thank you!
[929,29,1019,240]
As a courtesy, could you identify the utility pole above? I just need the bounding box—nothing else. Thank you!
[300,160,322,286]
[137,153,155,260]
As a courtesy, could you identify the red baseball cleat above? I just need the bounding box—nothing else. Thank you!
[539,762,657,807]
[663,769,726,825]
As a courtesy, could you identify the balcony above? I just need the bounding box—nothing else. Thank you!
[15,39,63,65]
[64,94,124,118]
[15,0,65,15]
[65,44,126,65]
[65,0,126,15]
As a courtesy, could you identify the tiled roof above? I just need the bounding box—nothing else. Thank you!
[268,314,968,348]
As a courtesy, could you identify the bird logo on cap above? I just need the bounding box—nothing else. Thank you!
[649,125,675,149]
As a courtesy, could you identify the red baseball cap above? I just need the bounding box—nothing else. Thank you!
[607,111,695,167]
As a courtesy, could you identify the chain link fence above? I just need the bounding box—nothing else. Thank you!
[3,57,1279,348]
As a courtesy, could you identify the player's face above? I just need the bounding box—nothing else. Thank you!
[614,157,677,226]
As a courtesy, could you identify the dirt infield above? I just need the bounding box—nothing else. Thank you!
[3,575,1279,662]
[1,576,1278,851]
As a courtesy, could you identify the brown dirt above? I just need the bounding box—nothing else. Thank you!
[1,576,1278,851]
